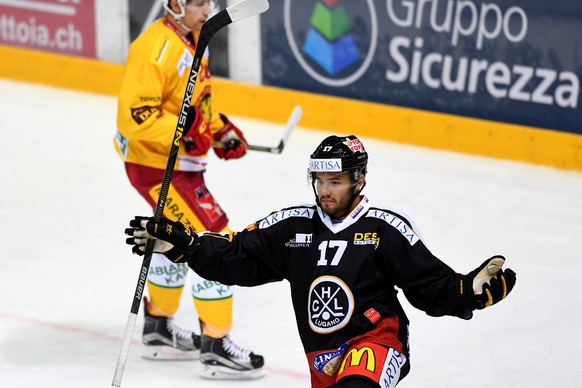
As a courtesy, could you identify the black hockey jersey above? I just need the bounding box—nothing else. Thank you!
[181,196,473,383]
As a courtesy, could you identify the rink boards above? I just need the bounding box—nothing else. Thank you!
[0,44,580,171]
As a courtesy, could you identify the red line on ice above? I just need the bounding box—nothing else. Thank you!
[0,311,310,380]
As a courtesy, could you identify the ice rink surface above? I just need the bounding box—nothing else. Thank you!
[0,78,581,387]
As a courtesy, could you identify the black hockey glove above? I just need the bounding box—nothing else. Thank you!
[125,216,198,262]
[461,255,516,310]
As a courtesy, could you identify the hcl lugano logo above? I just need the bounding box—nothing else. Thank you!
[284,0,378,87]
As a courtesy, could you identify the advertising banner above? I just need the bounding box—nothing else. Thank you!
[0,0,96,58]
[261,0,581,134]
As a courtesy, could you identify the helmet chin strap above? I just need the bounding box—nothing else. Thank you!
[174,17,192,33]
[164,0,192,33]
[311,179,321,207]
[344,171,365,215]
[344,182,365,217]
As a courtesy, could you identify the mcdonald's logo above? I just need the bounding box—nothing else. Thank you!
[338,346,376,375]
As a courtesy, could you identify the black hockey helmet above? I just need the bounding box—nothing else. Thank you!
[309,135,368,184]
[308,135,368,215]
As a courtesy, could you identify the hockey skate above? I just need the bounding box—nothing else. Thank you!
[141,298,201,361]
[199,335,265,380]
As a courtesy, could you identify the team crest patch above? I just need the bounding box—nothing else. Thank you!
[308,276,354,334]
[131,105,159,125]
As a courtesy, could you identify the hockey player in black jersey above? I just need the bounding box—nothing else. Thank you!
[125,134,516,388]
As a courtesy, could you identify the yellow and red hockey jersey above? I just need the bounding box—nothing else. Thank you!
[114,17,224,171]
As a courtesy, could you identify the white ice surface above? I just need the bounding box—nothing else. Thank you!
[0,79,581,387]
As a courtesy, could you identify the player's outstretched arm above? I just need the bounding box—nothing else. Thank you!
[461,255,516,310]
[125,216,197,263]
[125,216,284,287]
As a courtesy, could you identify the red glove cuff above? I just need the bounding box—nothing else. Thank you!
[213,114,247,160]
[183,106,212,156]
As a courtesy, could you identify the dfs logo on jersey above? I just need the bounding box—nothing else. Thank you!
[284,0,378,87]
[308,276,354,334]
[354,232,380,249]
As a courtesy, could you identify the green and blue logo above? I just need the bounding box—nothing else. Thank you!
[284,0,378,87]
[302,0,360,76]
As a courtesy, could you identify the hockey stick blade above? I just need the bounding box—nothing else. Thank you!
[111,1,270,387]
[246,105,303,154]
[228,0,269,22]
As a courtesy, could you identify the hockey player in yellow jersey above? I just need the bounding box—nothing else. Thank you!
[114,0,264,379]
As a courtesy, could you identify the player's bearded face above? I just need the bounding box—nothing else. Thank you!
[315,172,355,219]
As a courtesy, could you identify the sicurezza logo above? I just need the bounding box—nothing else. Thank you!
[284,0,378,87]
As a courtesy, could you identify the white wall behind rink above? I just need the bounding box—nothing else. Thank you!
[95,0,130,63]
[96,0,262,85]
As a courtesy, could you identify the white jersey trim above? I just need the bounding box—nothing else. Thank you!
[176,155,208,172]
[366,205,426,246]
[258,206,316,229]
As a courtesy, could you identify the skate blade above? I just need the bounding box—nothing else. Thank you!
[200,365,265,380]
[142,345,200,361]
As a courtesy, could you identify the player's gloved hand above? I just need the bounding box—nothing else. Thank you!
[125,216,198,262]
[212,113,247,160]
[183,106,212,156]
[461,255,516,310]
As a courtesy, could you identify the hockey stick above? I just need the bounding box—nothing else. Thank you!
[111,1,270,386]
[248,105,302,153]
[213,105,303,154]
